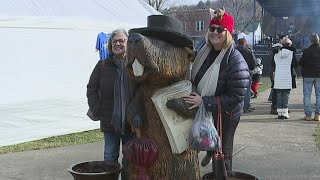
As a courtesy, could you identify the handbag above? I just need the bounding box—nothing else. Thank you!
[214,96,227,180]
[86,61,105,121]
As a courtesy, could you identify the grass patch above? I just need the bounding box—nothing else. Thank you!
[258,76,271,93]
[0,129,103,154]
[315,124,320,150]
[0,77,273,154]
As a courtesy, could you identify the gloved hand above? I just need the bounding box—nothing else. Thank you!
[166,97,198,119]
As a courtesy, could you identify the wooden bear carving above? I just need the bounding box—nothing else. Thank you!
[125,15,201,180]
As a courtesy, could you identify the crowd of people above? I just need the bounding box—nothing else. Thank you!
[244,33,320,122]
[85,9,320,179]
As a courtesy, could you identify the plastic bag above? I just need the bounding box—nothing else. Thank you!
[189,102,219,151]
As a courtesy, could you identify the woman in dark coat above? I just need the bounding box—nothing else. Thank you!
[183,9,250,172]
[87,29,137,180]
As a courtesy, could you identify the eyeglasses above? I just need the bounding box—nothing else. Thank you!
[111,39,127,44]
[209,26,226,33]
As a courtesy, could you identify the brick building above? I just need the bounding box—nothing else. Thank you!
[170,9,212,48]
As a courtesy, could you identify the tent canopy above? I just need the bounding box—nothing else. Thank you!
[0,0,159,147]
[0,0,160,31]
[256,0,320,17]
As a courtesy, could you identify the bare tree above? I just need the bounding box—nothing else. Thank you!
[144,0,169,11]
[197,1,206,9]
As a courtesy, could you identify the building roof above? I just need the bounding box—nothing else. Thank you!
[256,0,320,17]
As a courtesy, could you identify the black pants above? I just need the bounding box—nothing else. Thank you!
[208,115,240,171]
[271,89,278,108]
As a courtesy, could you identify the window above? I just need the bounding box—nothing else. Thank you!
[196,21,204,31]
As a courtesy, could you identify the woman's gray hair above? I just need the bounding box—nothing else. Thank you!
[107,29,129,56]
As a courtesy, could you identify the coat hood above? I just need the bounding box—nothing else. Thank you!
[277,48,293,59]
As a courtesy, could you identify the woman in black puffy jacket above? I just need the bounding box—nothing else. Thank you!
[183,10,250,172]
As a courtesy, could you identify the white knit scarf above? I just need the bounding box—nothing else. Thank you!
[191,45,227,97]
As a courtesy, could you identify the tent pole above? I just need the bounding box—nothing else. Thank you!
[274,17,277,41]
[253,0,256,45]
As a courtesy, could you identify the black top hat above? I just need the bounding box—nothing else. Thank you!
[129,15,193,48]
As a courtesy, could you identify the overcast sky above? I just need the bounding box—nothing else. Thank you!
[183,0,202,5]
[169,0,205,6]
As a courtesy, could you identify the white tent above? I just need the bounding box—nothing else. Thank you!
[237,24,262,45]
[0,0,160,147]
[246,23,262,45]
[237,32,247,40]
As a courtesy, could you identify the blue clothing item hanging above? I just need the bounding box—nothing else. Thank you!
[96,32,110,60]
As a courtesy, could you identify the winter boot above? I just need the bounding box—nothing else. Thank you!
[304,116,312,121]
[277,108,285,119]
[283,108,289,119]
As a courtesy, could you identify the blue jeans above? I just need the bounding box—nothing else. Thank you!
[303,78,320,116]
[104,131,133,180]
[243,78,252,111]
[276,89,291,109]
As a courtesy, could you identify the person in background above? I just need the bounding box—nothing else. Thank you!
[269,54,277,114]
[287,23,298,37]
[183,9,250,173]
[250,58,263,98]
[272,37,298,119]
[268,89,273,102]
[270,41,283,114]
[87,29,137,179]
[299,33,320,121]
[236,38,257,113]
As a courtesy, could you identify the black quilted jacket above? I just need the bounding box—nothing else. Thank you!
[198,44,250,120]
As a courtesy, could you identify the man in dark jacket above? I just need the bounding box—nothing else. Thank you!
[299,33,320,121]
[236,38,256,113]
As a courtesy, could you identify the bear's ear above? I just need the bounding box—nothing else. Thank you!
[185,47,195,62]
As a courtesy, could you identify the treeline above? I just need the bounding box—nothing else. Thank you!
[161,0,262,33]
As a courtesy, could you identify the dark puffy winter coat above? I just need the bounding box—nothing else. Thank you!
[87,57,137,132]
[300,43,320,78]
[198,44,250,120]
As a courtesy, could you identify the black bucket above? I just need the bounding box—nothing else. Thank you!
[202,171,259,180]
[68,161,122,180]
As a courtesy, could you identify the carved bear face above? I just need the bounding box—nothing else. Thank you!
[126,33,195,86]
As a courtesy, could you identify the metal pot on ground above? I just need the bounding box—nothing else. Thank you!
[68,161,121,180]
[202,171,259,180]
